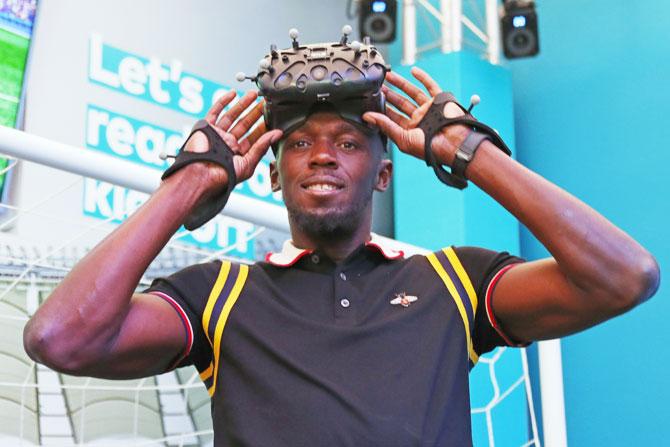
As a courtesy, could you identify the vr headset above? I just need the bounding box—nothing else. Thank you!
[237,26,390,153]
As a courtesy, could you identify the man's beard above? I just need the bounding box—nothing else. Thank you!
[286,192,373,238]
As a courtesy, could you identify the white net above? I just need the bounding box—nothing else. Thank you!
[0,149,540,446]
[0,202,242,446]
[471,347,540,446]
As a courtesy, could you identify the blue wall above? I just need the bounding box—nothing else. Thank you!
[391,51,519,254]
[510,2,669,445]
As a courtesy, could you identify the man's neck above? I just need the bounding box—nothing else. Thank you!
[290,222,372,264]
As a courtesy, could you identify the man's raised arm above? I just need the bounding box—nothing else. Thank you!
[23,91,282,379]
[363,67,660,342]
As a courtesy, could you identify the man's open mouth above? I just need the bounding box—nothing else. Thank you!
[301,178,345,192]
[304,183,342,191]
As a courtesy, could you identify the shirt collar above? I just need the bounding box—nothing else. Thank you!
[265,233,405,267]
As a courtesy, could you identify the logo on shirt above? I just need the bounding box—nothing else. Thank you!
[390,292,418,308]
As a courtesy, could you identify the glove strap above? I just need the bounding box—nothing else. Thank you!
[161,120,237,230]
[417,92,511,189]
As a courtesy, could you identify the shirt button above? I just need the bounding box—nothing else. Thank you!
[339,272,347,281]
[311,254,320,264]
[340,298,350,308]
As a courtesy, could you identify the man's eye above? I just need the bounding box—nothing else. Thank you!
[339,141,359,151]
[289,139,310,149]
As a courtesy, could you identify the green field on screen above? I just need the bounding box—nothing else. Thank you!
[0,25,30,194]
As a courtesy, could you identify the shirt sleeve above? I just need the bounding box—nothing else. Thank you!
[143,260,222,372]
[451,246,529,356]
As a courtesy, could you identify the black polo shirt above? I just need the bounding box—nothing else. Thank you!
[147,235,525,446]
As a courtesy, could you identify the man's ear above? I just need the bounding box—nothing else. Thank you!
[270,160,281,192]
[374,159,393,192]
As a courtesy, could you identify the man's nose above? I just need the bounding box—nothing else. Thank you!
[308,140,338,168]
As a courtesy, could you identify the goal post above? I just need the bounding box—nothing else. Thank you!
[0,126,546,446]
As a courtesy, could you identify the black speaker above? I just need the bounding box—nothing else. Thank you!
[501,0,539,59]
[359,0,397,44]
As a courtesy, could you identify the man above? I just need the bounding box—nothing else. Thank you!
[23,64,659,446]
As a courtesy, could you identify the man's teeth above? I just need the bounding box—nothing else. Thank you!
[306,184,339,191]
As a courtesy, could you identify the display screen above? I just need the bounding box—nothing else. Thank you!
[372,1,387,13]
[512,15,527,28]
[0,0,37,199]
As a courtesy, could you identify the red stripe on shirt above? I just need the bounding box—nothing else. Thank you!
[149,291,194,369]
[484,263,526,347]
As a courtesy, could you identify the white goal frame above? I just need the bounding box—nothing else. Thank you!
[0,125,565,446]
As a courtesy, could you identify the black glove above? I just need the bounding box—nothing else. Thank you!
[161,120,237,230]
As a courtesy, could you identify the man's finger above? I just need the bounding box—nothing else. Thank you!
[385,71,430,105]
[410,67,442,96]
[237,130,282,180]
[230,100,265,140]
[239,122,268,154]
[364,112,409,149]
[364,112,425,158]
[216,91,258,131]
[205,91,237,124]
[385,105,411,129]
[384,86,417,117]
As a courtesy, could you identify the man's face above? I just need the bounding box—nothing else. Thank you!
[270,112,392,236]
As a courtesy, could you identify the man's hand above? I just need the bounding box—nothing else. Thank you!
[179,90,282,193]
[363,67,469,166]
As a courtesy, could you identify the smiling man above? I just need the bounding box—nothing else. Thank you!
[273,109,392,260]
[23,35,659,446]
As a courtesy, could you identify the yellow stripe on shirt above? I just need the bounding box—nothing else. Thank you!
[427,253,479,365]
[202,261,231,346]
[444,247,478,313]
[209,264,249,397]
[199,362,214,381]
